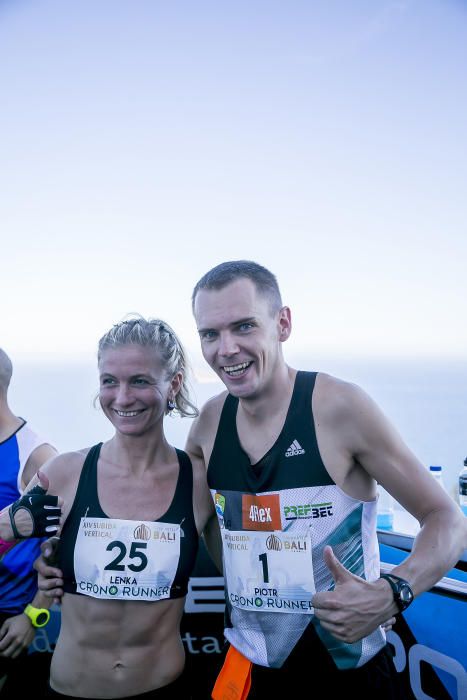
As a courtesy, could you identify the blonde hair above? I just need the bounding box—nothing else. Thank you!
[97,316,198,418]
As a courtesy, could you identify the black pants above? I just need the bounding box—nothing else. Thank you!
[246,644,404,699]
[218,620,405,700]
[45,671,192,700]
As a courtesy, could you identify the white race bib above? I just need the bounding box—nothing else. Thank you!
[222,528,315,614]
[74,517,180,601]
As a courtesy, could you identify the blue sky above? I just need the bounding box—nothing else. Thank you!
[1,0,466,368]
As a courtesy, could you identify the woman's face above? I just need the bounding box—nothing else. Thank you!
[98,344,175,437]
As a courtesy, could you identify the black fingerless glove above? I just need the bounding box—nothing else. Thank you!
[9,485,61,539]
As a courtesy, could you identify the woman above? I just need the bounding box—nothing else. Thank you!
[3,317,216,699]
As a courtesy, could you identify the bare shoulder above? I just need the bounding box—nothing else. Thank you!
[198,391,228,424]
[314,372,372,420]
[313,372,391,461]
[186,391,228,460]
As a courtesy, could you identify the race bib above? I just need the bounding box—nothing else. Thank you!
[222,528,315,614]
[74,517,180,601]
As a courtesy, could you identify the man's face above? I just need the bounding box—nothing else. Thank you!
[193,278,290,399]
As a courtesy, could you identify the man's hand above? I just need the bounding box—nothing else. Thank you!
[34,537,64,604]
[8,471,61,539]
[0,614,35,659]
[312,546,395,644]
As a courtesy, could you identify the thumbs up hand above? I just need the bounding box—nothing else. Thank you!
[312,546,395,644]
[7,470,62,539]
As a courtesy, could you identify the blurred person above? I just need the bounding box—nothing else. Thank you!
[0,348,57,696]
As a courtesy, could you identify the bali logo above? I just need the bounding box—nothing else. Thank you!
[134,524,151,540]
[266,534,282,551]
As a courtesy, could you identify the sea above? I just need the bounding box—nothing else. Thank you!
[8,353,467,501]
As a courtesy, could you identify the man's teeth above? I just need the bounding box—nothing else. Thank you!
[116,410,140,417]
[223,362,251,376]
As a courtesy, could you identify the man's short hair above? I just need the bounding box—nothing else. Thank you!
[192,260,283,315]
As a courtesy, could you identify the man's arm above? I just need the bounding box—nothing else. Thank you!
[312,380,467,643]
[348,383,466,592]
[0,589,52,659]
[34,538,64,604]
[186,405,224,573]
[202,513,223,573]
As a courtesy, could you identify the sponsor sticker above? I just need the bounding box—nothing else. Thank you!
[242,493,281,531]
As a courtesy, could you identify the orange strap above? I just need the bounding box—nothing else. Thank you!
[212,644,252,700]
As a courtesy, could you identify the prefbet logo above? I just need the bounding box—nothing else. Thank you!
[284,502,333,520]
[242,493,281,531]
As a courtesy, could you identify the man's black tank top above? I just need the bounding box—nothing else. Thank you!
[207,370,334,492]
[59,443,198,599]
[207,370,386,671]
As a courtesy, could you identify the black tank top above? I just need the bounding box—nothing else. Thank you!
[59,443,199,599]
[206,371,387,671]
[207,370,334,492]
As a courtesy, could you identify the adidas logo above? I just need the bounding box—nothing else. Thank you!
[285,440,305,457]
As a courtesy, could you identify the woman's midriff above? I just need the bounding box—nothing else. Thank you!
[50,593,186,698]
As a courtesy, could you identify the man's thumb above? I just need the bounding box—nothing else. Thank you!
[37,470,50,492]
[323,545,353,584]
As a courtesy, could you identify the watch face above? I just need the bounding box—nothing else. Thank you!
[399,584,413,605]
[381,574,414,611]
[36,611,48,626]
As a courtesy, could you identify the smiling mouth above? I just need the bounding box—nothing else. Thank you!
[222,362,252,377]
[114,410,143,417]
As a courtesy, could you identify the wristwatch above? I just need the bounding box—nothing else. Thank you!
[24,604,50,628]
[380,573,414,612]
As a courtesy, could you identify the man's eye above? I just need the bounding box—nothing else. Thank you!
[201,331,217,340]
[101,378,115,385]
[239,323,254,331]
[133,378,149,385]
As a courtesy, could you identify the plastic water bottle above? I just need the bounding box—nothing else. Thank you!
[429,465,446,491]
[459,458,467,516]
[377,486,394,530]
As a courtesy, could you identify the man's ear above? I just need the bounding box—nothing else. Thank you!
[277,306,292,342]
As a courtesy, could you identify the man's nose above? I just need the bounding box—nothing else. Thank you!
[218,332,239,357]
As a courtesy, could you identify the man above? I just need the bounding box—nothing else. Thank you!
[185,261,466,698]
[0,348,57,695]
